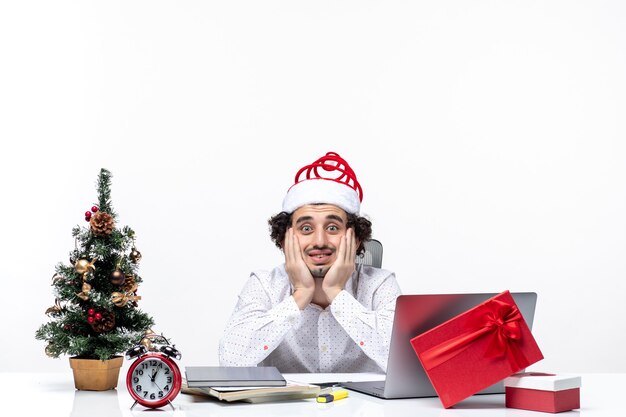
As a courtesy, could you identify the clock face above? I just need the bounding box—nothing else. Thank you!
[126,353,181,408]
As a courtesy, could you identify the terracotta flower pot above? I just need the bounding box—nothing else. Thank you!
[69,356,123,391]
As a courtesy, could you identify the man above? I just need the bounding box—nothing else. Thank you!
[218,152,401,373]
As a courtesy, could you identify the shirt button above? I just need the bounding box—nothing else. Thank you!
[359,341,364,346]
[321,345,327,352]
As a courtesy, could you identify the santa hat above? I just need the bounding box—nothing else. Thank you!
[282,152,363,214]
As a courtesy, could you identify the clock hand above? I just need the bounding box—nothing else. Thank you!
[153,380,164,392]
[150,369,158,382]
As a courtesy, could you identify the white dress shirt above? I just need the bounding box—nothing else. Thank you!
[218,263,401,373]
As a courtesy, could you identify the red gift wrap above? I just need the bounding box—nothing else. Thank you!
[410,290,544,408]
[504,372,581,413]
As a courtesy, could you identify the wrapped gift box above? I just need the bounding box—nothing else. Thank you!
[504,372,581,413]
[410,290,544,408]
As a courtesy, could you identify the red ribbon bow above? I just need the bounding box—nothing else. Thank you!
[420,298,527,371]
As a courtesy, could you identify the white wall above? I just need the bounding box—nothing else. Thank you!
[1,1,624,373]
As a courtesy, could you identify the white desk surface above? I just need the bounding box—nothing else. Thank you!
[3,371,621,416]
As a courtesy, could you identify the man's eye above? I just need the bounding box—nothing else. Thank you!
[327,225,339,232]
[301,226,312,233]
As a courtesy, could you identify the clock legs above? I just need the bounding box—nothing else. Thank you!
[129,399,175,411]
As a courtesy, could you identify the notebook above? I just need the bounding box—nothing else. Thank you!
[181,379,319,402]
[185,366,287,388]
[342,292,538,399]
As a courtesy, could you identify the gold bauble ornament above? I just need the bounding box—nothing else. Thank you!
[45,343,56,357]
[74,258,96,274]
[110,269,125,286]
[83,270,95,281]
[130,247,142,263]
[74,259,89,274]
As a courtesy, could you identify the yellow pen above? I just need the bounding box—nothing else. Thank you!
[317,389,349,403]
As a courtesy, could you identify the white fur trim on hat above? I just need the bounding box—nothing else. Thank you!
[282,178,361,214]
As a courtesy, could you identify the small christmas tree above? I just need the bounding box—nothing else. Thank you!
[36,168,154,361]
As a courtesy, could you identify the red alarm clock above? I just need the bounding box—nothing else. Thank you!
[125,337,182,410]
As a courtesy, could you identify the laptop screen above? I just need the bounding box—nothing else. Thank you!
[383,292,538,399]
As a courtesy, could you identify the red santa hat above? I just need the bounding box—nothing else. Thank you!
[282,152,363,214]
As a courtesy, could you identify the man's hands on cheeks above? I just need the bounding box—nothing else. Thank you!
[321,228,357,304]
[284,228,315,309]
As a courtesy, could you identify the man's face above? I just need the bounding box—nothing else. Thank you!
[290,204,349,278]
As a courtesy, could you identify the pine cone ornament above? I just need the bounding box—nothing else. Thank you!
[113,274,141,307]
[90,310,115,333]
[123,275,137,293]
[89,211,115,237]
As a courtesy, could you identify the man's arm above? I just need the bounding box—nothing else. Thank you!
[329,270,401,372]
[218,273,301,366]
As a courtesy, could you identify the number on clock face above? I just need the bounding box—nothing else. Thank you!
[132,358,174,401]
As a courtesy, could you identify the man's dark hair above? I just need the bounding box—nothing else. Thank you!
[268,210,372,255]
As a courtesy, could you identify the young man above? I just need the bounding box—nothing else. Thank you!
[218,152,401,373]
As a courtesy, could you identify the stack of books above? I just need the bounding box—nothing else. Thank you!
[182,366,320,403]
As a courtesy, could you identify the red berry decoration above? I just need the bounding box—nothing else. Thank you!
[95,312,103,321]
[88,308,95,316]
[87,316,95,324]
[84,206,98,222]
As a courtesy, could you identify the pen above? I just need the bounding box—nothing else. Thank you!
[317,389,349,403]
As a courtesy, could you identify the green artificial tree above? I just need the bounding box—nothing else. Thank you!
[36,168,154,361]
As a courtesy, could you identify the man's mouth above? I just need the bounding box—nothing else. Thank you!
[307,249,334,264]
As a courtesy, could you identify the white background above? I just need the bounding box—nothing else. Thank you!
[1,1,624,373]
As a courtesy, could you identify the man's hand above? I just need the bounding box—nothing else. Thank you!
[284,227,315,309]
[322,228,356,303]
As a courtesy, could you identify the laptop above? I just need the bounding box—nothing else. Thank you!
[342,292,538,399]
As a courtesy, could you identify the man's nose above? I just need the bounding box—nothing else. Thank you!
[314,229,328,247]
